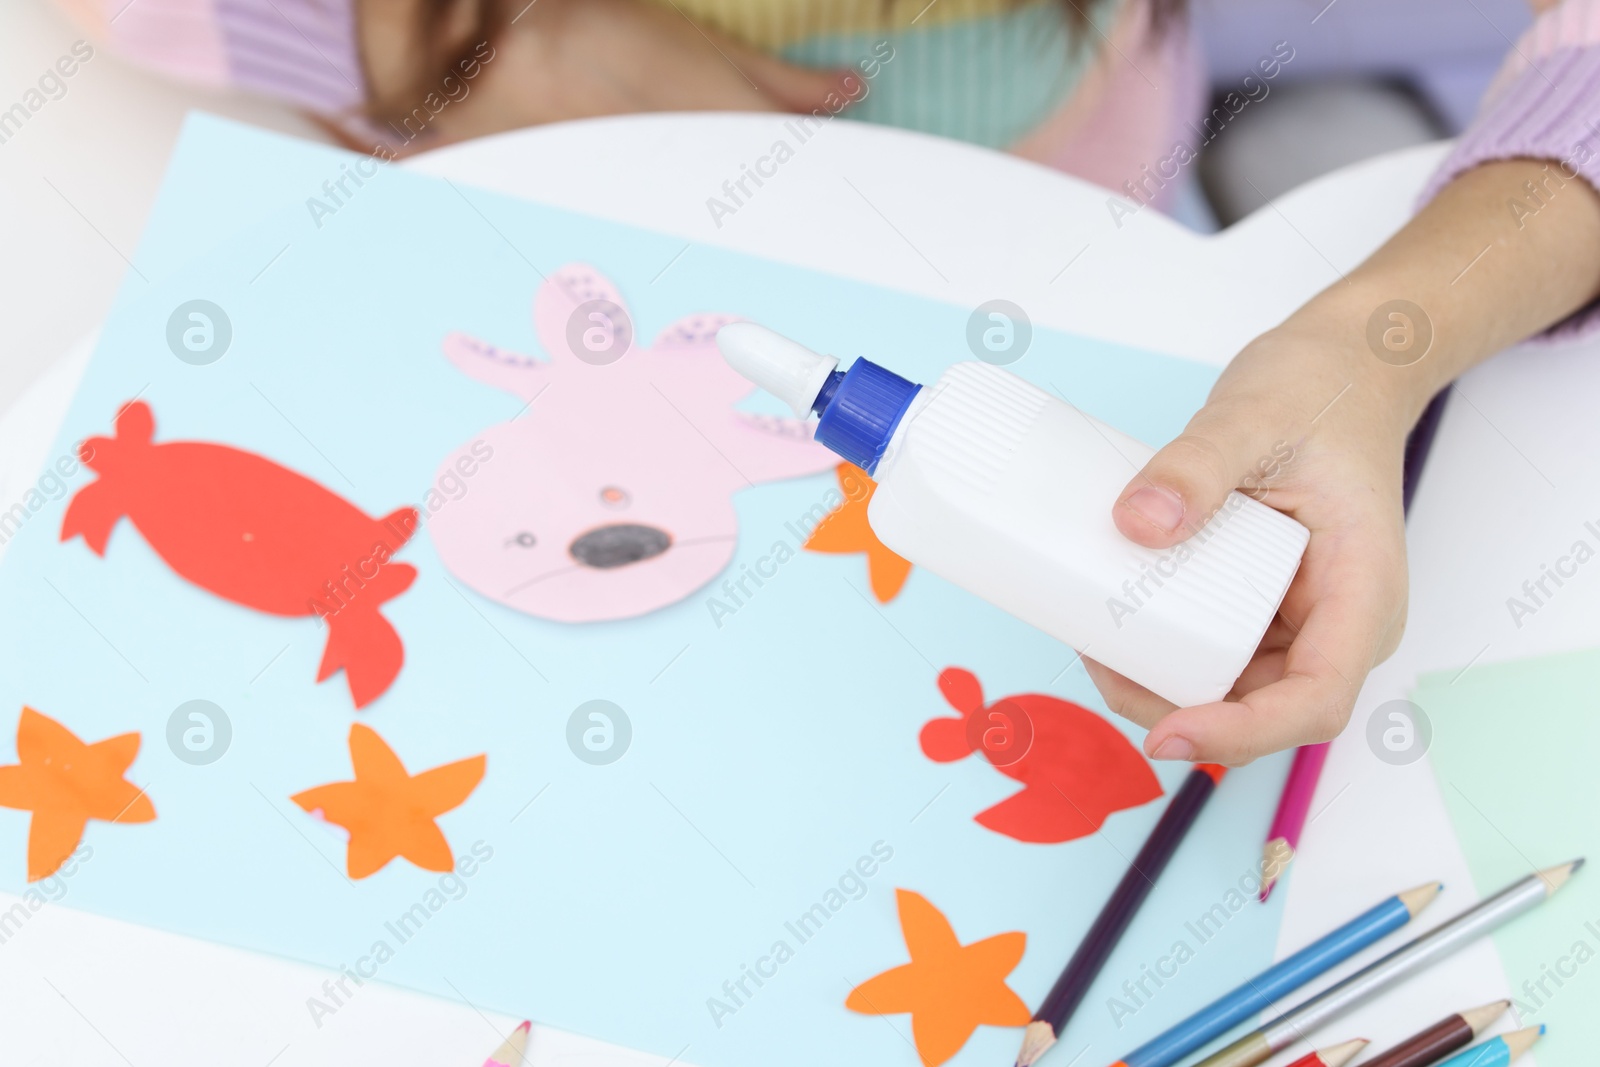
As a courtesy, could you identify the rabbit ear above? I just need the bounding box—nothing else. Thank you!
[441,332,547,400]
[653,313,737,353]
[534,263,635,364]
[651,314,754,407]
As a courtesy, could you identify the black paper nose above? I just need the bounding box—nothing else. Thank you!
[568,524,672,569]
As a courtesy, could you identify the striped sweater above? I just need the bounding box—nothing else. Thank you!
[52,0,1198,202]
[53,0,1600,334]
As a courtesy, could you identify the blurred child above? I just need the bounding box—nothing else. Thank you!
[58,0,1600,763]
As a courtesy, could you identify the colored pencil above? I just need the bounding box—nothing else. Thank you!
[1432,1027,1543,1067]
[483,1021,530,1067]
[1284,1039,1368,1067]
[1193,861,1582,1067]
[1258,391,1445,904]
[1361,1000,1509,1067]
[1257,742,1329,901]
[1107,881,1441,1067]
[1403,389,1449,513]
[1015,764,1227,1067]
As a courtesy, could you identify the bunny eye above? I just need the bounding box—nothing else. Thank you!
[506,532,537,548]
[599,486,630,508]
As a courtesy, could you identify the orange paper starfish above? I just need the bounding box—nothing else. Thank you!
[805,462,912,603]
[292,723,485,878]
[846,888,1030,1066]
[0,707,155,881]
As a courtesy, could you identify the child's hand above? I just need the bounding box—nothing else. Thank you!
[1086,302,1417,766]
[369,0,859,147]
[1088,157,1600,766]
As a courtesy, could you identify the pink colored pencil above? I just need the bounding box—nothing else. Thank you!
[483,1021,530,1066]
[1258,742,1330,902]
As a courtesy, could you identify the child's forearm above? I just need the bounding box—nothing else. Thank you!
[1282,159,1600,428]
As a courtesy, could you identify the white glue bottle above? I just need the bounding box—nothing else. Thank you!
[717,323,1309,708]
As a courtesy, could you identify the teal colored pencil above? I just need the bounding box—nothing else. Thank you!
[1433,1027,1543,1067]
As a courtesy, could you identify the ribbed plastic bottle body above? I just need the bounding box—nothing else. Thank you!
[867,362,1309,707]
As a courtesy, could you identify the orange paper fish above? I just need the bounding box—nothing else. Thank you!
[804,463,912,602]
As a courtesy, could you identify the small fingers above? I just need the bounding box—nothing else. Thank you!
[1082,656,1174,730]
[1143,672,1353,765]
[1144,587,1383,764]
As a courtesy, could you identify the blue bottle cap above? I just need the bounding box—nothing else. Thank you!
[813,359,922,475]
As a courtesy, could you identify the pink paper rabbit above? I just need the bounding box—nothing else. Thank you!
[431,263,837,622]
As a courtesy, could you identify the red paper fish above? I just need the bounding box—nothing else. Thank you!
[919,667,1162,843]
[61,400,418,708]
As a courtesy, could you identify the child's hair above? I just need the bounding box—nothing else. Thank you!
[366,0,1188,122]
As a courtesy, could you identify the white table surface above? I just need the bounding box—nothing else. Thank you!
[4,40,1597,1067]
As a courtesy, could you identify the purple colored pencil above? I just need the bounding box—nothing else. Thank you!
[1016,764,1228,1067]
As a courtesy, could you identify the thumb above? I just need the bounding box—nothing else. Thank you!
[1114,403,1283,549]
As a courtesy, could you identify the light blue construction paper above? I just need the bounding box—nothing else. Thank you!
[111,113,368,305]
[0,118,1295,1067]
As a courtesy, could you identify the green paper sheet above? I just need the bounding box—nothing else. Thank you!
[1416,647,1600,1064]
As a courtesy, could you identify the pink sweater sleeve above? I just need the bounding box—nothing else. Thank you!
[1421,0,1600,342]
[56,0,365,114]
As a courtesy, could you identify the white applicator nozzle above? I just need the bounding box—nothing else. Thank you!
[716,322,839,419]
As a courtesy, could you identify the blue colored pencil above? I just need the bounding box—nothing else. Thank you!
[1433,1027,1543,1067]
[1107,881,1442,1067]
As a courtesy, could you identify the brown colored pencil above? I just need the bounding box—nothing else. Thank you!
[1361,1001,1509,1067]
